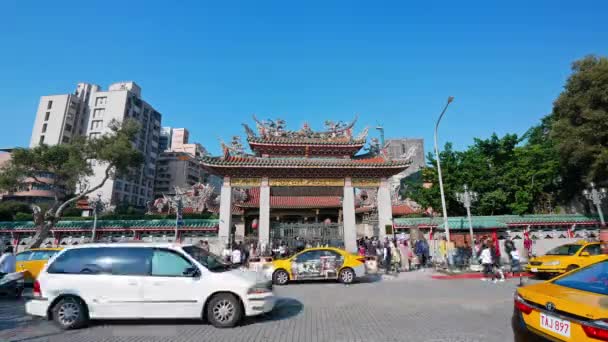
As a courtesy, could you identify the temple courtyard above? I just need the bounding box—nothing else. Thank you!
[0,273,538,342]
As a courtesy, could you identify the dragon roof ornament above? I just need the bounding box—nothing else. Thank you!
[247,114,364,141]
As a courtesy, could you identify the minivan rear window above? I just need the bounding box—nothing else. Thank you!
[47,247,152,276]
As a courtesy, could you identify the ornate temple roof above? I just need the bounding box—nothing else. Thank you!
[239,116,369,157]
[203,116,411,177]
[200,155,411,178]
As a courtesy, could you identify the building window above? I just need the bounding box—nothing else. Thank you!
[44,112,50,121]
[64,124,72,132]
[95,97,107,106]
[89,132,101,140]
[41,123,47,133]
[93,108,105,118]
[39,135,45,144]
[62,136,70,143]
[91,120,103,130]
[47,101,53,109]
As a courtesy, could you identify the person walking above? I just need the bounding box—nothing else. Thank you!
[390,241,401,273]
[231,246,242,266]
[480,243,495,282]
[510,247,521,277]
[398,240,410,271]
[382,240,392,274]
[491,243,505,282]
[0,245,16,276]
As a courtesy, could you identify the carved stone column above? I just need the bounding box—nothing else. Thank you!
[218,176,232,246]
[259,177,271,249]
[343,177,357,253]
[377,177,393,240]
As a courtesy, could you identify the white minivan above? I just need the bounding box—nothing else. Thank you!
[25,243,275,329]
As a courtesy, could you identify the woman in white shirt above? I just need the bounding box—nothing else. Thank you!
[480,245,495,282]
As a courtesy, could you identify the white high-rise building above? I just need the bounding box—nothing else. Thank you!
[30,81,162,208]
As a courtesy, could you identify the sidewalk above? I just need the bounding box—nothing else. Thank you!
[431,272,534,280]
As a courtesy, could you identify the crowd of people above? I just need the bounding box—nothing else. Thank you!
[476,236,521,283]
[356,236,431,274]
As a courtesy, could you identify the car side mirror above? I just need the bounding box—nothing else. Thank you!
[183,266,201,277]
[580,252,590,257]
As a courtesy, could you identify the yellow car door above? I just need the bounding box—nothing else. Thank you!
[15,251,33,277]
[26,250,58,280]
[577,244,606,268]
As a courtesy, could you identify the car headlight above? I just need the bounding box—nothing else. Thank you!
[247,282,272,294]
[545,260,560,266]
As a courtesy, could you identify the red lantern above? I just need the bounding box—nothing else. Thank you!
[252,219,258,230]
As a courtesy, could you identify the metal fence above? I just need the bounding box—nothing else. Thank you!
[270,222,344,249]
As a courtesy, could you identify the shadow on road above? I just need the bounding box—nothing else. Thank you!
[87,297,304,328]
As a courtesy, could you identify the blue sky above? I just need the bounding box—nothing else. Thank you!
[1,1,607,157]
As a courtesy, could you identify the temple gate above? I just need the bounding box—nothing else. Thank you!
[201,116,411,253]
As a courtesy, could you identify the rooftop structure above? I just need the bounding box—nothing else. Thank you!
[200,116,413,253]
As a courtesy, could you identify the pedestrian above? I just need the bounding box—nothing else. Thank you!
[0,245,16,275]
[480,243,495,282]
[231,246,242,265]
[398,240,410,271]
[358,241,366,256]
[510,247,521,277]
[221,244,232,263]
[390,241,401,273]
[382,240,392,274]
[439,236,448,267]
[491,243,505,282]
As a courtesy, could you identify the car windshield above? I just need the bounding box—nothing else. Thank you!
[182,246,233,272]
[545,244,582,256]
[553,260,608,296]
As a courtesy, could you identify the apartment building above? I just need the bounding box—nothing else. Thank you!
[30,81,162,208]
[153,127,220,197]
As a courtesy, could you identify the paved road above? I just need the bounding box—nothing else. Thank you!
[0,272,529,342]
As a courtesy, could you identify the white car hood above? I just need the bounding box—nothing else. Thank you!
[216,268,268,286]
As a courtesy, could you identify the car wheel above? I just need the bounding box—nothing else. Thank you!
[273,269,289,286]
[52,297,88,330]
[339,268,355,284]
[206,293,242,328]
[566,265,579,272]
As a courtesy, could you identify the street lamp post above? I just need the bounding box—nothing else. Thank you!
[88,193,104,242]
[434,96,455,253]
[583,182,607,226]
[456,185,478,261]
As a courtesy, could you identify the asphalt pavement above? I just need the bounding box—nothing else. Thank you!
[0,271,535,342]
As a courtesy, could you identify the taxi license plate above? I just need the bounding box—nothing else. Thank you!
[531,268,538,272]
[540,313,571,338]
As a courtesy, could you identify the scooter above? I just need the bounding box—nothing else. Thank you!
[0,271,25,298]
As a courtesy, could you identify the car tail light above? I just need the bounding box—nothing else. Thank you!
[514,294,533,315]
[33,280,41,298]
[582,320,608,341]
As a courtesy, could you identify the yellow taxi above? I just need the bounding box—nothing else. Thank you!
[513,259,608,341]
[15,248,62,282]
[526,241,608,276]
[270,247,366,285]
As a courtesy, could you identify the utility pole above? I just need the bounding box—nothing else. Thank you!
[434,96,455,262]
[456,185,478,263]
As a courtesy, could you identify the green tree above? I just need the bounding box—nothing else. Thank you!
[0,119,144,248]
[0,200,32,221]
[550,55,608,197]
[404,130,560,216]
